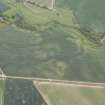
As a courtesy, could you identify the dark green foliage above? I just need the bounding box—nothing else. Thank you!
[4,79,46,105]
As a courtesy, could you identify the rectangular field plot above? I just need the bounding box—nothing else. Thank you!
[34,83,105,105]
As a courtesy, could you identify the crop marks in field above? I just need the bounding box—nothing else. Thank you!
[35,84,105,105]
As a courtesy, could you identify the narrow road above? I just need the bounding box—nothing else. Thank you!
[0,68,105,89]
[0,75,105,89]
[34,81,105,89]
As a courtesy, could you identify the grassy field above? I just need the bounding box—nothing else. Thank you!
[0,0,105,82]
[35,84,105,105]
[0,25,105,82]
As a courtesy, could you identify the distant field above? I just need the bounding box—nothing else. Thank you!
[35,83,105,105]
[56,0,105,33]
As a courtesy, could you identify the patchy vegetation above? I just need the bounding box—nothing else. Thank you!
[1,0,77,31]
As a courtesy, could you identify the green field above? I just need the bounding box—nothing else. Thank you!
[0,24,105,82]
[35,84,105,105]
